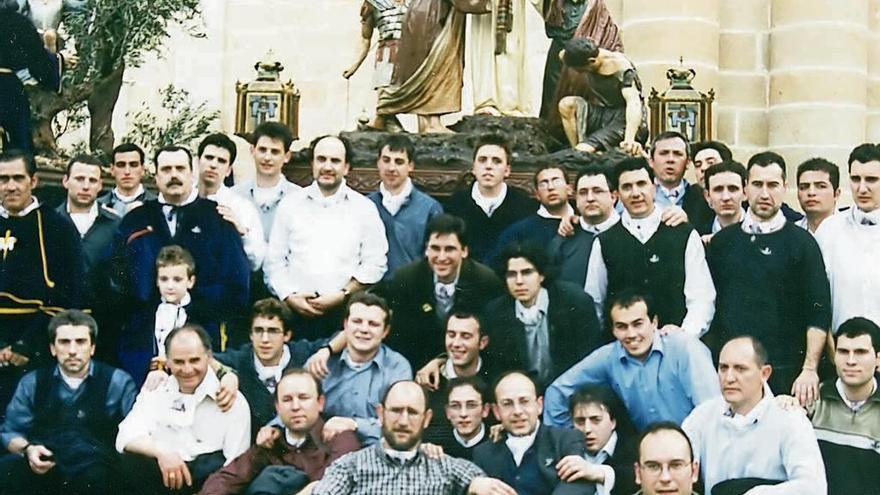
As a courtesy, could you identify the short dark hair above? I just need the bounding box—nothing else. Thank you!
[796,158,839,190]
[252,122,293,152]
[496,242,551,283]
[65,154,104,177]
[447,311,485,336]
[562,38,599,67]
[613,157,654,191]
[382,379,431,410]
[48,309,98,344]
[747,151,787,178]
[198,133,237,165]
[251,298,293,333]
[723,335,770,367]
[165,323,212,355]
[377,135,415,163]
[274,368,323,401]
[309,134,353,164]
[607,289,656,323]
[691,140,732,162]
[154,145,193,170]
[473,134,511,164]
[848,143,880,170]
[446,376,490,405]
[834,317,880,351]
[703,160,747,189]
[112,142,145,166]
[0,149,37,177]
[344,291,391,326]
[532,163,567,188]
[575,162,616,192]
[425,214,469,248]
[156,244,196,278]
[569,385,626,423]
[651,131,691,159]
[638,421,694,462]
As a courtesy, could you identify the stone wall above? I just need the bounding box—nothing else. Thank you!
[106,0,880,185]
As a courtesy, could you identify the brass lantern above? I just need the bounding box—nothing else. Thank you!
[234,51,301,140]
[648,59,715,143]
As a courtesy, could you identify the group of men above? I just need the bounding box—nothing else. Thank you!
[0,122,878,494]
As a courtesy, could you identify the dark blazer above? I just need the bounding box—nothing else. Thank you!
[473,424,596,495]
[604,434,638,495]
[376,258,504,368]
[445,186,538,264]
[483,281,603,390]
[681,183,714,235]
[215,339,325,439]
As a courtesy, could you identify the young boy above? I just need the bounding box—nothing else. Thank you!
[119,245,215,385]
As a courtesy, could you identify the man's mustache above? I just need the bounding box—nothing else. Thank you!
[165,179,183,186]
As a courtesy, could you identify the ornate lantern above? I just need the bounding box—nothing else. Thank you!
[648,58,715,143]
[234,51,301,140]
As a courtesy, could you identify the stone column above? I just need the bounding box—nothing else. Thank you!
[717,0,769,160]
[867,0,880,141]
[768,0,869,177]
[619,0,721,111]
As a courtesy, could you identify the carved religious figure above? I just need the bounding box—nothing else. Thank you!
[343,0,408,131]
[376,0,491,133]
[556,37,648,156]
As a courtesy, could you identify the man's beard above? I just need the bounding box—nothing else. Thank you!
[382,425,422,451]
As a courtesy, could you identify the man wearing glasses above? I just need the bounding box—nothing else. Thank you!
[212,298,344,440]
[633,422,699,495]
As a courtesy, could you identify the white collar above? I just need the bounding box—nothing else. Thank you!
[206,184,230,201]
[254,345,291,383]
[59,369,86,390]
[342,348,376,371]
[580,209,620,234]
[305,180,348,203]
[515,287,550,324]
[160,291,191,307]
[66,200,98,216]
[454,423,486,448]
[658,180,687,200]
[285,428,308,448]
[114,185,145,202]
[159,187,198,208]
[585,430,618,463]
[852,206,880,227]
[382,440,419,462]
[741,209,786,234]
[505,422,540,466]
[66,201,99,236]
[380,177,413,201]
[621,206,663,243]
[169,366,220,402]
[0,197,40,218]
[442,356,482,379]
[537,203,575,219]
[835,377,877,412]
[471,182,508,217]
[711,208,746,233]
[721,382,774,427]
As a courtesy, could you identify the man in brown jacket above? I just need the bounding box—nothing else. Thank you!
[200,369,360,495]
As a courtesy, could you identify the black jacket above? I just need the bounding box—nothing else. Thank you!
[376,258,504,368]
[472,424,596,495]
[483,281,603,390]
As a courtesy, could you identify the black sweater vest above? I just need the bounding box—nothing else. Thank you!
[599,221,691,326]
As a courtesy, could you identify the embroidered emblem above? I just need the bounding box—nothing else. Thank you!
[422,303,433,313]
[760,247,772,256]
[1,230,17,259]
[649,254,660,263]
[191,226,202,234]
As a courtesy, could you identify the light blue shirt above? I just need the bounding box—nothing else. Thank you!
[322,344,413,445]
[654,181,688,209]
[543,331,720,431]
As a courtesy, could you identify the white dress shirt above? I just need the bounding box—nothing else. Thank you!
[710,208,746,234]
[67,202,99,237]
[471,182,507,217]
[158,188,198,237]
[682,384,827,495]
[208,185,266,271]
[379,178,413,216]
[579,210,620,235]
[154,292,190,358]
[264,181,388,299]
[116,369,251,464]
[453,423,486,448]
[254,345,291,393]
[0,197,39,218]
[584,431,617,495]
[741,209,786,235]
[584,207,716,337]
[815,209,880,331]
[505,422,540,466]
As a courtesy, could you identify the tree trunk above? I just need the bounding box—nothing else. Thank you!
[87,64,125,157]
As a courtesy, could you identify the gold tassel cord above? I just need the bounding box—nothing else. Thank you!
[36,210,56,288]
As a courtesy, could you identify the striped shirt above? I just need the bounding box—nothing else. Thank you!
[312,442,485,494]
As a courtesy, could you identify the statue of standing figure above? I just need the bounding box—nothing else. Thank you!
[343,0,409,131]
[375,0,491,133]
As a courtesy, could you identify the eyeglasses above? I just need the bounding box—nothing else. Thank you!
[251,328,284,337]
[536,177,566,190]
[639,460,691,475]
